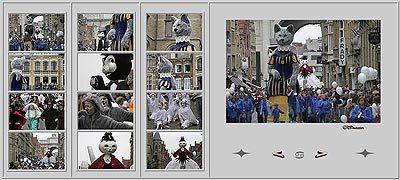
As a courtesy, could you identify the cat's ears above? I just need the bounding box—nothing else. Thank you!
[171,16,178,23]
[180,14,191,25]
[274,23,295,34]
[287,24,294,34]
[274,24,281,33]
[170,14,191,25]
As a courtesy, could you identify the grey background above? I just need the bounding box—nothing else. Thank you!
[0,0,399,179]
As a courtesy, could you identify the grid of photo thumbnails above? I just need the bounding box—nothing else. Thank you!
[8,13,66,170]
[146,13,204,170]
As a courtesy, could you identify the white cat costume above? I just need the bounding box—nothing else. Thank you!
[297,56,321,89]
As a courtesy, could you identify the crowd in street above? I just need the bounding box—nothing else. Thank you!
[9,157,64,170]
[9,33,64,51]
[226,85,381,123]
[9,93,64,130]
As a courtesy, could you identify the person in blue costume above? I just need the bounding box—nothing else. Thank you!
[107,14,133,51]
[350,97,373,123]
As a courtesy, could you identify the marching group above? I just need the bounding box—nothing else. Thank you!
[226,85,381,123]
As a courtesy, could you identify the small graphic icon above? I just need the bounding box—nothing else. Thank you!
[295,151,304,159]
[315,150,328,159]
[357,149,374,158]
[272,150,285,158]
[233,149,250,158]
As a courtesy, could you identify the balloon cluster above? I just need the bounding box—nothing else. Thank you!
[331,81,343,95]
[226,83,236,97]
[358,66,378,84]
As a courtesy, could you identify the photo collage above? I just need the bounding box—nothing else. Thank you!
[1,1,398,180]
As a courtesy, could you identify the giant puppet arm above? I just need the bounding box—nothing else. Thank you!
[268,64,281,80]
[289,63,300,87]
[121,19,133,49]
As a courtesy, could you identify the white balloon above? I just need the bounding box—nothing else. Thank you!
[358,73,367,84]
[336,87,343,95]
[317,89,322,94]
[361,66,369,77]
[229,87,235,94]
[340,115,348,123]
[372,69,378,79]
[367,67,374,78]
[331,81,337,88]
[240,87,244,92]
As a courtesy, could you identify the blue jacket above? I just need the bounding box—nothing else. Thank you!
[350,105,373,123]
[243,98,254,112]
[258,99,268,114]
[296,96,305,113]
[312,98,319,113]
[236,98,245,113]
[287,90,297,105]
[305,95,314,108]
[317,99,332,114]
[226,100,238,119]
[272,107,284,119]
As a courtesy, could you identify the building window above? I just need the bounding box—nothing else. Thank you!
[175,64,182,73]
[51,62,57,71]
[51,77,57,83]
[197,57,202,70]
[184,64,191,73]
[315,67,323,72]
[35,62,40,71]
[165,14,173,37]
[43,62,48,71]
[24,62,30,72]
[184,78,191,90]
[311,56,318,60]
[147,74,153,90]
[43,77,48,84]
[35,77,40,85]
[175,78,182,90]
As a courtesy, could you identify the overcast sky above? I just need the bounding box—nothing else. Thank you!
[293,24,322,44]
[151,132,203,158]
[33,133,59,141]
[77,132,132,166]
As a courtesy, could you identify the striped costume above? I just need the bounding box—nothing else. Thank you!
[110,14,133,51]
[170,41,196,51]
[159,77,174,90]
[267,51,299,96]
